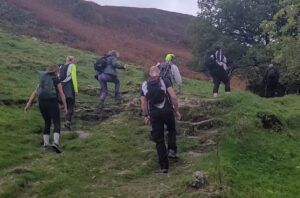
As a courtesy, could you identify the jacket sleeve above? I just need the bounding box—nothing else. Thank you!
[171,65,182,86]
[71,64,78,93]
[111,57,124,69]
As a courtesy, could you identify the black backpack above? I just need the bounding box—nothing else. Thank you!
[158,62,172,82]
[146,77,167,105]
[94,55,110,74]
[267,67,277,80]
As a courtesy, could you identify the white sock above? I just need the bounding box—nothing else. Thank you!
[53,133,60,145]
[43,135,50,146]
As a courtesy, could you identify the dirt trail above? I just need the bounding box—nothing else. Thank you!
[69,95,224,196]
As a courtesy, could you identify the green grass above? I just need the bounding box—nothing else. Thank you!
[0,30,300,197]
[215,93,300,197]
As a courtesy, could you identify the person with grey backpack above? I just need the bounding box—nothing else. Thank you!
[95,50,126,108]
[157,54,182,94]
[25,64,67,153]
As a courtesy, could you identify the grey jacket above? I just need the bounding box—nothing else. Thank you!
[103,55,124,76]
[170,63,182,92]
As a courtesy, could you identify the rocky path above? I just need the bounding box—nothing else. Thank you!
[67,95,224,197]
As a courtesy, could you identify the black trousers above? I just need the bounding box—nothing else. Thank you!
[212,70,231,93]
[66,97,75,122]
[265,80,278,98]
[39,99,61,135]
[150,108,177,169]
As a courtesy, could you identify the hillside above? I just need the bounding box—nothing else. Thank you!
[0,0,193,67]
[1,31,300,197]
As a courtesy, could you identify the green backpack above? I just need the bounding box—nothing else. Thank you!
[37,71,57,99]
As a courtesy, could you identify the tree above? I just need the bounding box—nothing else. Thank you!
[261,0,300,87]
[198,0,279,45]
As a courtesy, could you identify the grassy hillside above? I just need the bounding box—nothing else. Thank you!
[1,0,193,66]
[0,31,299,198]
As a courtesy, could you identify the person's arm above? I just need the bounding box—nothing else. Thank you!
[140,96,150,124]
[111,57,125,69]
[71,64,78,93]
[166,87,181,120]
[24,89,37,112]
[57,83,68,114]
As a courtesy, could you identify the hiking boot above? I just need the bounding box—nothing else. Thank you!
[115,95,123,104]
[98,101,105,109]
[64,121,71,131]
[43,144,51,151]
[52,143,62,154]
[168,149,179,161]
[160,168,168,173]
[155,168,168,174]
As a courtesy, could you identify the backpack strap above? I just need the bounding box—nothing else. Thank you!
[61,64,72,83]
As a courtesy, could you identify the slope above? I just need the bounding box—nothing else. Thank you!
[1,0,193,67]
[1,31,300,198]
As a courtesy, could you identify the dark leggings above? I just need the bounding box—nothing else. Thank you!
[150,108,177,169]
[39,99,61,135]
[212,70,231,93]
[66,97,75,122]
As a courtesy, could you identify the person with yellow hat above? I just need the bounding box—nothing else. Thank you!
[157,54,182,94]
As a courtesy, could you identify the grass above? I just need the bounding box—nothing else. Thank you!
[0,30,300,197]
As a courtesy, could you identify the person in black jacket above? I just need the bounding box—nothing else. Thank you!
[205,50,231,97]
[140,66,181,173]
[263,64,280,98]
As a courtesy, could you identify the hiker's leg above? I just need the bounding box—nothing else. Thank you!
[266,81,272,98]
[113,77,121,98]
[151,111,168,170]
[66,97,75,122]
[270,81,278,97]
[39,101,51,134]
[49,100,61,144]
[99,74,109,103]
[213,76,221,94]
[223,75,231,92]
[164,110,177,154]
[39,101,51,145]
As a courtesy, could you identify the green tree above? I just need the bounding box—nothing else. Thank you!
[261,0,300,87]
[198,0,279,45]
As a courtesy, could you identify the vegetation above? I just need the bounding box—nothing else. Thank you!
[261,0,300,87]
[189,0,299,92]
[1,29,299,197]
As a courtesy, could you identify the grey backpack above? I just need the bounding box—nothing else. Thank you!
[37,71,57,99]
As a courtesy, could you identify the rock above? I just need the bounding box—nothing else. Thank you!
[12,167,32,174]
[191,171,208,189]
[126,81,134,86]
[257,112,284,132]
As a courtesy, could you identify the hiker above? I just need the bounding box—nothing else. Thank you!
[157,54,182,94]
[263,64,280,98]
[215,47,228,71]
[24,64,67,153]
[96,50,126,108]
[59,56,78,130]
[205,50,231,97]
[140,66,181,173]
